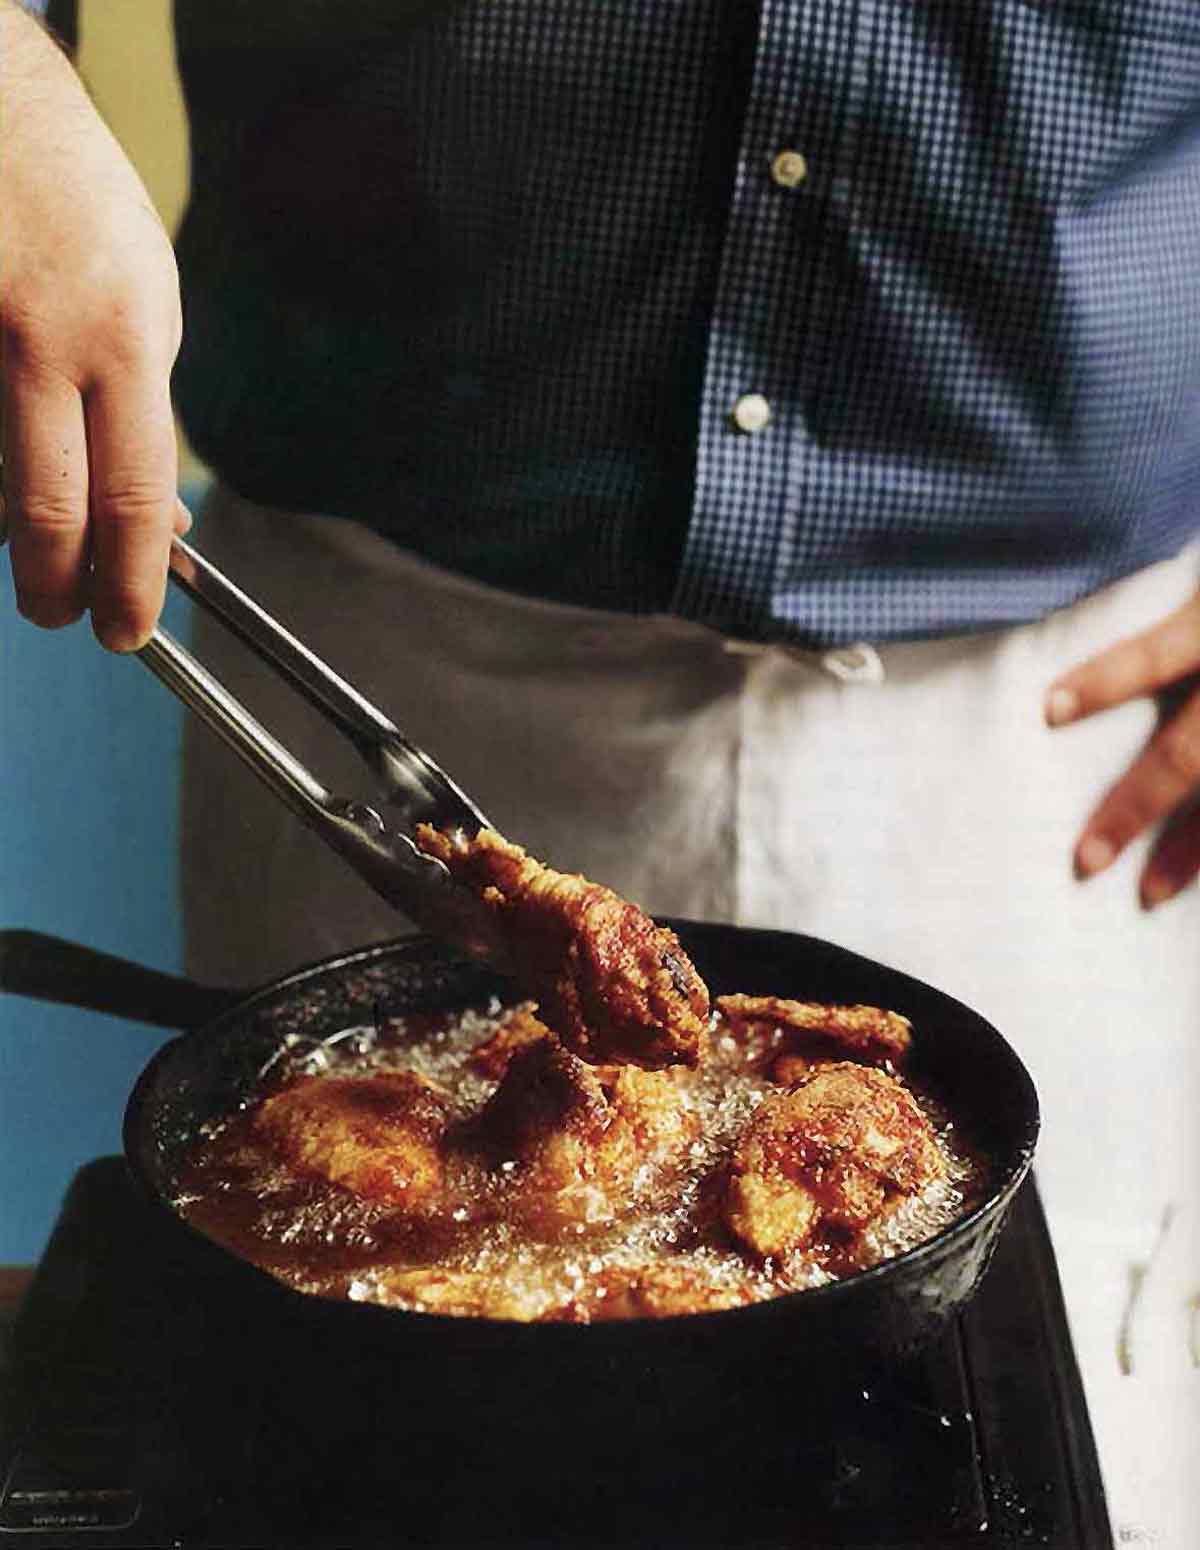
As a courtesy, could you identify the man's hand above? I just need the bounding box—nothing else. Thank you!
[1045,589,1200,908]
[0,1,183,650]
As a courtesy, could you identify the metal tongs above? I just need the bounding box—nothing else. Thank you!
[139,536,509,967]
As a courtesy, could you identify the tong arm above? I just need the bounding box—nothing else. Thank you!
[139,626,508,967]
[168,536,486,834]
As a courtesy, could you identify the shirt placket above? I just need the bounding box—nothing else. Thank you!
[673,0,867,645]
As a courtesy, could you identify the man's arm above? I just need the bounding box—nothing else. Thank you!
[0,0,183,650]
[1046,593,1200,908]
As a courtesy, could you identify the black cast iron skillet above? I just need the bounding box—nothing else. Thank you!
[3,920,1038,1536]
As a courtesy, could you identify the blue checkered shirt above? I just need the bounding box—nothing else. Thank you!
[38,1,1200,645]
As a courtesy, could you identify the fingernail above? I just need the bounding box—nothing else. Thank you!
[94,620,144,653]
[1141,875,1174,910]
[1076,834,1117,878]
[19,604,82,630]
[1045,686,1080,727]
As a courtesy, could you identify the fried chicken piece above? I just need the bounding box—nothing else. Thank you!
[716,994,912,1081]
[724,1063,945,1261]
[415,825,708,1068]
[769,1053,816,1086]
[469,1034,698,1230]
[475,1034,616,1190]
[374,1257,751,1323]
[468,1005,554,1080]
[596,1063,698,1156]
[370,1267,553,1321]
[550,1262,759,1322]
[254,1070,451,1208]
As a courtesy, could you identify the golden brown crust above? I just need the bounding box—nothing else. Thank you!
[373,1267,552,1321]
[715,994,913,1075]
[468,1034,699,1231]
[549,1263,758,1322]
[416,825,709,1068]
[254,1071,451,1208]
[467,1006,554,1079]
[724,1063,945,1262]
[769,1052,815,1086]
[472,1035,612,1173]
[596,1064,698,1157]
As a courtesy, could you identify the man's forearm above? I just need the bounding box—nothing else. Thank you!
[1,0,76,95]
[1,0,74,41]
[1,0,108,204]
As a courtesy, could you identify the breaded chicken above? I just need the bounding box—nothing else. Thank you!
[469,1034,698,1230]
[475,1035,616,1186]
[716,994,912,1082]
[553,1262,759,1322]
[468,1005,554,1080]
[595,1063,698,1157]
[414,825,708,1068]
[724,1063,945,1261]
[375,1258,752,1323]
[254,1070,451,1208]
[371,1267,553,1321]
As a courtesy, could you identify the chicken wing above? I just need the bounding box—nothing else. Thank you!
[724,1062,945,1262]
[254,1070,451,1209]
[416,825,708,1068]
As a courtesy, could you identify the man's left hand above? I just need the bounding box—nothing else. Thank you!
[1045,591,1200,908]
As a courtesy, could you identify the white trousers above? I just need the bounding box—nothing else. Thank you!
[183,485,1200,1545]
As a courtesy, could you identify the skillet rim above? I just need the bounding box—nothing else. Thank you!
[123,923,1040,1338]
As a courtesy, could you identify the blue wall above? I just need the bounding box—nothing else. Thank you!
[0,551,194,1263]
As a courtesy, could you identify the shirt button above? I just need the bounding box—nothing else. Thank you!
[770,149,809,189]
[731,393,772,434]
[820,643,885,684]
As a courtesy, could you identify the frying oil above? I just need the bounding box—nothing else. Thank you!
[175,1002,984,1322]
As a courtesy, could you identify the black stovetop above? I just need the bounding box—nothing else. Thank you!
[0,1160,1109,1549]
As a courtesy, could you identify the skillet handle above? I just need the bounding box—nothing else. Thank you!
[0,930,241,1031]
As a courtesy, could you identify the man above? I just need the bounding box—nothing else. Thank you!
[3,2,1198,1538]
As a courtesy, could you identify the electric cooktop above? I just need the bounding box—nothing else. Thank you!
[0,1159,1109,1548]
